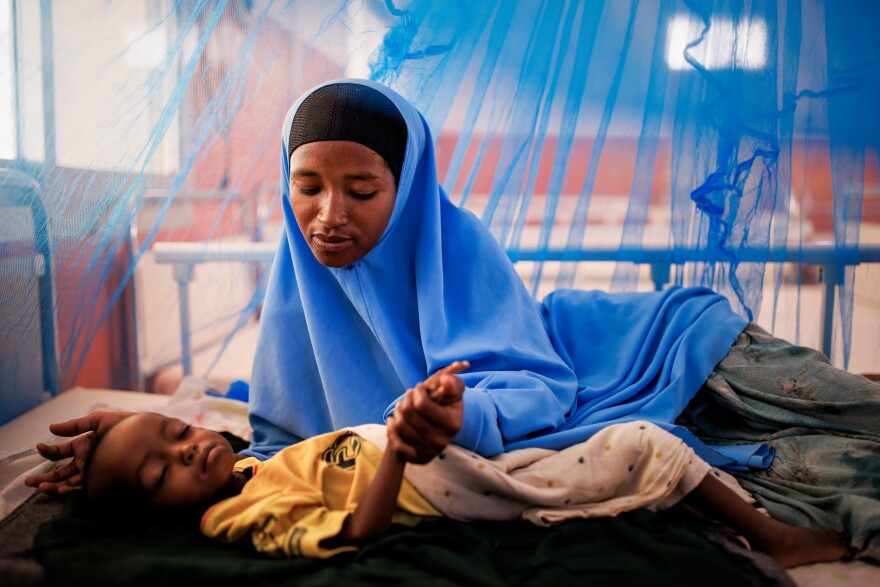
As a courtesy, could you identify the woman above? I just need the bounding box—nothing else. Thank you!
[243,79,766,466]
[29,79,880,560]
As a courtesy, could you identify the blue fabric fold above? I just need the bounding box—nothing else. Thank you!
[711,444,777,472]
[245,79,766,472]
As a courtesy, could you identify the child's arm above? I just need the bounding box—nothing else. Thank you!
[324,438,407,547]
[320,408,414,548]
[323,364,467,548]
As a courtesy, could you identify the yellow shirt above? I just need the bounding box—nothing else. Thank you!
[200,429,441,559]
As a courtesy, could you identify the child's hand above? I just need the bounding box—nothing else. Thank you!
[24,411,135,494]
[386,410,417,463]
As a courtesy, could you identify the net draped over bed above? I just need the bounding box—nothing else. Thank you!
[0,0,877,422]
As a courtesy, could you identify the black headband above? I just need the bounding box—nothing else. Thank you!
[288,83,408,184]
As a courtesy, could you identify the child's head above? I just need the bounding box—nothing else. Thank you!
[85,412,238,511]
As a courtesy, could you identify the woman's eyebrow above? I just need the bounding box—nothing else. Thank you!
[345,172,381,181]
[291,169,380,181]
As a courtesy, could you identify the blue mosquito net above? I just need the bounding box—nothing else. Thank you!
[0,0,878,425]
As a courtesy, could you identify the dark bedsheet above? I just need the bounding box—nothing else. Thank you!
[34,324,880,586]
[35,491,790,587]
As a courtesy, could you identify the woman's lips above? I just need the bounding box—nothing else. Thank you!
[312,235,353,253]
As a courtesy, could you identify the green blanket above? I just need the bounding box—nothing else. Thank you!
[36,491,779,587]
[679,323,880,561]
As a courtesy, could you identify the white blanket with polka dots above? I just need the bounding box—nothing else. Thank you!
[354,420,753,525]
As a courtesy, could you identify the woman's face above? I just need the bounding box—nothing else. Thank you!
[289,140,398,268]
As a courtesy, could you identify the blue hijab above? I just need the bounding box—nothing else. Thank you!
[245,79,766,470]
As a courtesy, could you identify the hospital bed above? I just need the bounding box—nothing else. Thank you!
[2,171,879,584]
[2,383,879,587]
[138,187,880,394]
[150,239,880,387]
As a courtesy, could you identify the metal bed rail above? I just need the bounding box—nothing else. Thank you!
[153,241,880,376]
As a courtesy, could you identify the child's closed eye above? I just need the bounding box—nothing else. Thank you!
[152,464,167,492]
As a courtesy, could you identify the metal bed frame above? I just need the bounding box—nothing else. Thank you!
[153,240,880,377]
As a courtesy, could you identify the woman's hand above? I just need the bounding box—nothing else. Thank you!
[24,411,135,494]
[387,361,467,464]
[424,360,469,405]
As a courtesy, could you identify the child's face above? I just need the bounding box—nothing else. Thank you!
[88,412,237,508]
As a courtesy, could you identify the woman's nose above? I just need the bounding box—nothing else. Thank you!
[318,190,348,228]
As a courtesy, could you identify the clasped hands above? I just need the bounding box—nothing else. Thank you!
[25,361,470,494]
[386,360,468,465]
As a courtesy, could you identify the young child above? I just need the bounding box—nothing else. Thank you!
[81,362,850,567]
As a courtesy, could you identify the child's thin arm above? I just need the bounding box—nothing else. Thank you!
[322,401,419,548]
[325,443,406,548]
[323,365,466,549]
